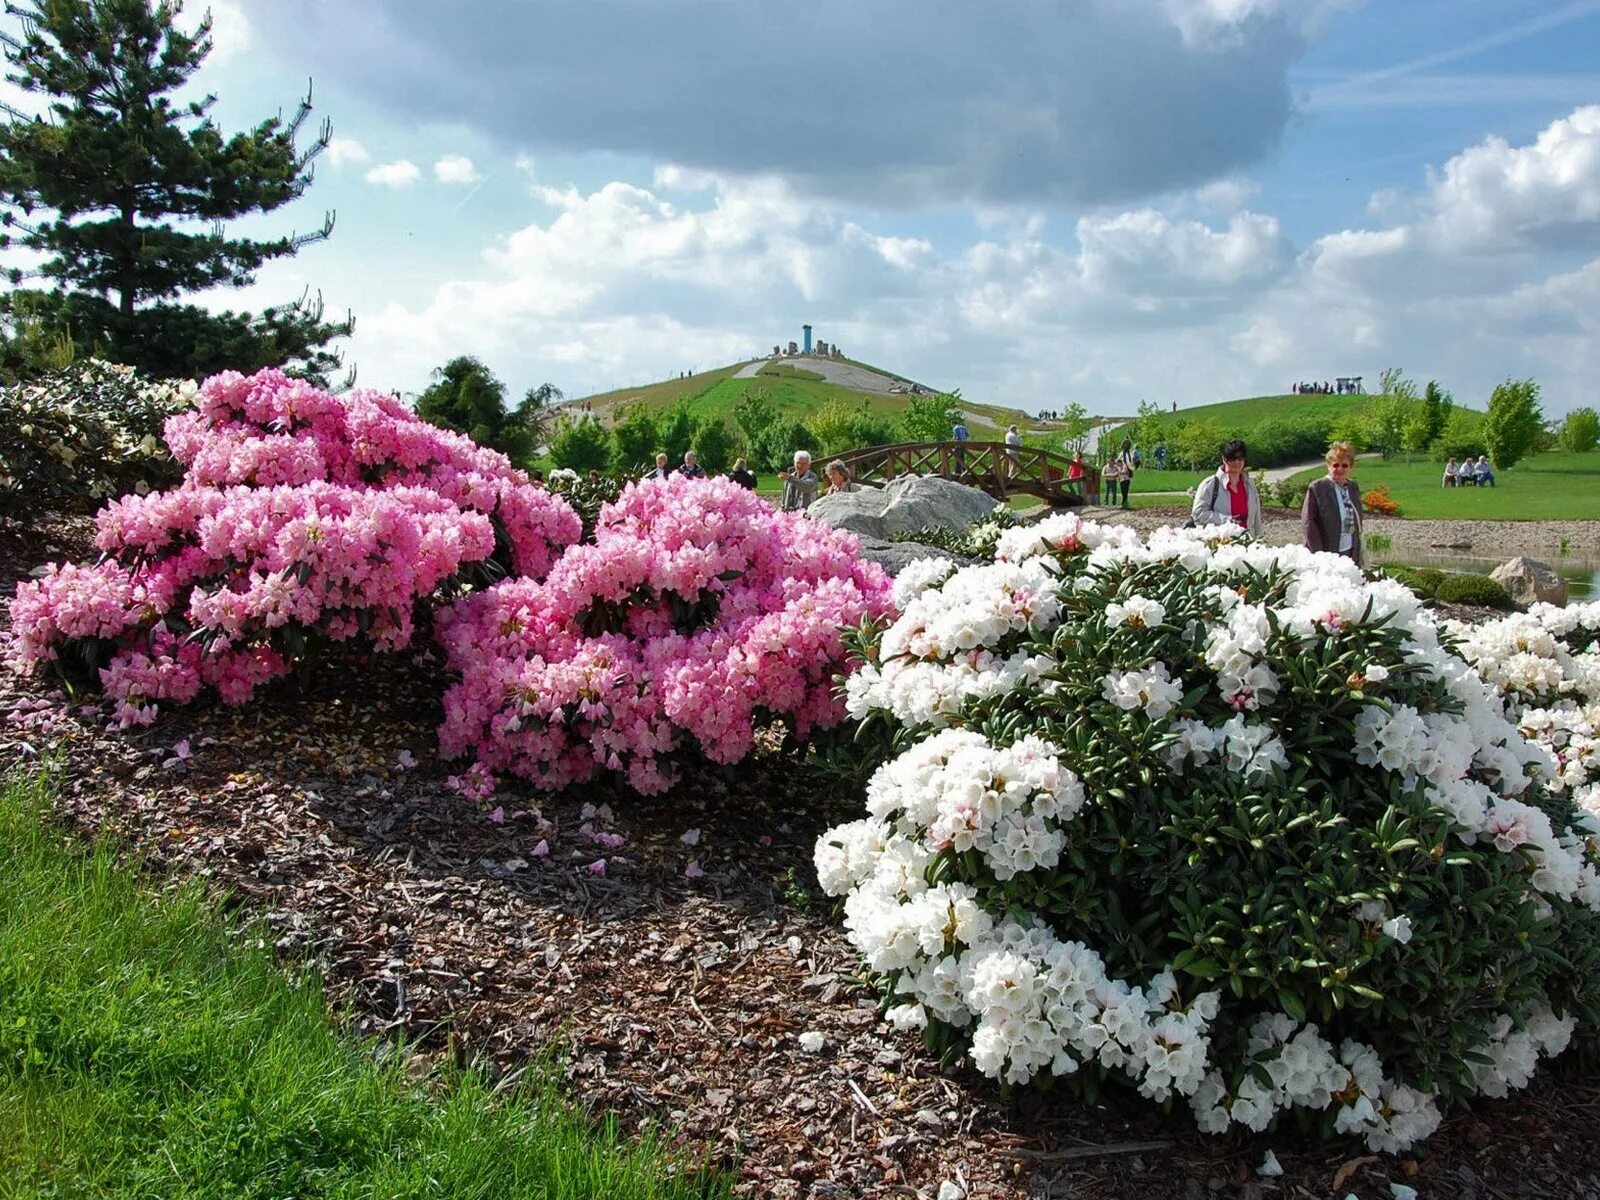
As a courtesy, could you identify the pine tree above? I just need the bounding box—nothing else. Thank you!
[0,0,351,383]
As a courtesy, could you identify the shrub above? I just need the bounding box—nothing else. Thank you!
[1434,573,1515,610]
[7,369,581,725]
[1483,379,1543,471]
[1558,408,1599,454]
[817,517,1600,1152]
[1362,484,1401,516]
[1435,409,1487,461]
[436,475,893,794]
[548,413,614,474]
[887,508,1024,562]
[548,472,621,542]
[609,403,660,476]
[1270,477,1309,510]
[0,359,193,519]
[1384,566,1445,599]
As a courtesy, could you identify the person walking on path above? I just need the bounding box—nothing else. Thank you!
[1303,441,1363,564]
[1190,438,1262,536]
[952,418,969,475]
[1004,424,1022,481]
[778,451,819,511]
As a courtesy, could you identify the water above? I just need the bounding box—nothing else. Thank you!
[1367,548,1598,599]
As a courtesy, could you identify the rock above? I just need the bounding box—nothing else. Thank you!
[1490,556,1569,608]
[854,535,975,577]
[808,475,1001,540]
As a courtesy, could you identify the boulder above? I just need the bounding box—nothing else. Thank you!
[1490,556,1569,608]
[854,535,975,578]
[807,475,1001,540]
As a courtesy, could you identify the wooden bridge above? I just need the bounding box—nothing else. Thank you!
[833,440,1097,506]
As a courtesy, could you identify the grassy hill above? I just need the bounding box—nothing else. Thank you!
[573,359,1039,436]
[1160,392,1370,429]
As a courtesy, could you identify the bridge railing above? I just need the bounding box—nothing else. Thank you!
[832,440,1097,504]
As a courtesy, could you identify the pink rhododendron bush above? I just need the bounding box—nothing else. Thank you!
[7,369,581,724]
[816,515,1600,1152]
[436,474,893,794]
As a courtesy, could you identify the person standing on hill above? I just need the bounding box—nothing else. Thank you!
[1190,439,1262,536]
[1302,441,1363,564]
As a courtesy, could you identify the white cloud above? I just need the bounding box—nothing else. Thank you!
[364,159,422,188]
[327,138,371,167]
[433,154,481,184]
[180,0,250,65]
[1076,209,1293,296]
[1422,105,1600,251]
[1193,177,1259,215]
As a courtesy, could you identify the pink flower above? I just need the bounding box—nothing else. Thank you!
[586,858,607,876]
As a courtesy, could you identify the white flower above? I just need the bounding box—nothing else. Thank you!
[798,1031,825,1053]
[1381,915,1414,944]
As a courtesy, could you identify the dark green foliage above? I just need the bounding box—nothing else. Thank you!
[657,400,697,467]
[549,473,621,542]
[1558,408,1599,454]
[609,402,660,476]
[415,356,533,462]
[547,414,613,474]
[887,508,1023,562]
[1482,379,1543,470]
[1420,381,1449,448]
[1383,566,1446,599]
[1434,573,1516,610]
[0,359,187,517]
[0,0,350,383]
[691,415,736,476]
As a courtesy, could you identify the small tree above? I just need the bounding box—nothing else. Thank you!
[1420,380,1448,447]
[1435,408,1486,461]
[1058,401,1093,453]
[1482,378,1543,469]
[1363,384,1416,460]
[733,388,777,447]
[901,391,963,442]
[609,402,659,475]
[548,413,613,473]
[658,399,698,467]
[515,382,562,448]
[809,401,862,456]
[693,416,737,475]
[1558,407,1599,453]
[0,0,350,382]
[1125,399,1167,454]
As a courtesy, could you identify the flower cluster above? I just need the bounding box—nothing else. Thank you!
[7,369,580,723]
[1450,601,1600,820]
[437,475,893,793]
[820,518,1600,1151]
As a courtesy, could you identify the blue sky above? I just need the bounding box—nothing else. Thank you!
[6,0,1600,416]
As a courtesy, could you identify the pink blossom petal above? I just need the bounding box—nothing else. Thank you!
[586,857,607,876]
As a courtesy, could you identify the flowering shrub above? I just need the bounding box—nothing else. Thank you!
[437,475,893,794]
[7,369,580,724]
[1362,484,1401,516]
[0,359,194,518]
[887,506,1023,561]
[817,513,1600,1151]
[1452,602,1600,813]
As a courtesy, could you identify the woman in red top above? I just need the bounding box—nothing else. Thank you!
[1067,450,1086,496]
[1189,438,1261,536]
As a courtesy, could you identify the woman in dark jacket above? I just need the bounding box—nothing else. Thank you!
[1301,441,1363,564]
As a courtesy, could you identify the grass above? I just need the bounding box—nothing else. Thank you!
[1285,450,1600,520]
[0,768,725,1200]
[1148,391,1370,429]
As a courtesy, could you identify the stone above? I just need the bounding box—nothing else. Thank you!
[852,535,975,577]
[808,474,1001,541]
[1490,556,1569,608]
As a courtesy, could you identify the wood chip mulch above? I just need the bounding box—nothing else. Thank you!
[3,515,1599,1200]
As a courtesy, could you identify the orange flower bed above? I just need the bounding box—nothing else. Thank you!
[1362,484,1401,516]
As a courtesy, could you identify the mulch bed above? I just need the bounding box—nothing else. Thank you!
[3,515,1597,1200]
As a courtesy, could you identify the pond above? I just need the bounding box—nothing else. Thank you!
[1367,547,1599,600]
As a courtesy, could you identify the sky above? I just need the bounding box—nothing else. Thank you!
[6,0,1600,417]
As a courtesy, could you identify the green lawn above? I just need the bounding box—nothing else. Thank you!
[1286,451,1600,520]
[0,769,725,1200]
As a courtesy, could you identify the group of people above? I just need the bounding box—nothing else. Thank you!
[777,450,865,510]
[1442,456,1496,488]
[1187,439,1366,563]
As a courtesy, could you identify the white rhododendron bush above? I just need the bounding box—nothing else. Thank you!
[816,515,1600,1151]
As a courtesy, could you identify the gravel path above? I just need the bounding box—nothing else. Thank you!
[734,356,925,394]
[1079,502,1600,568]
